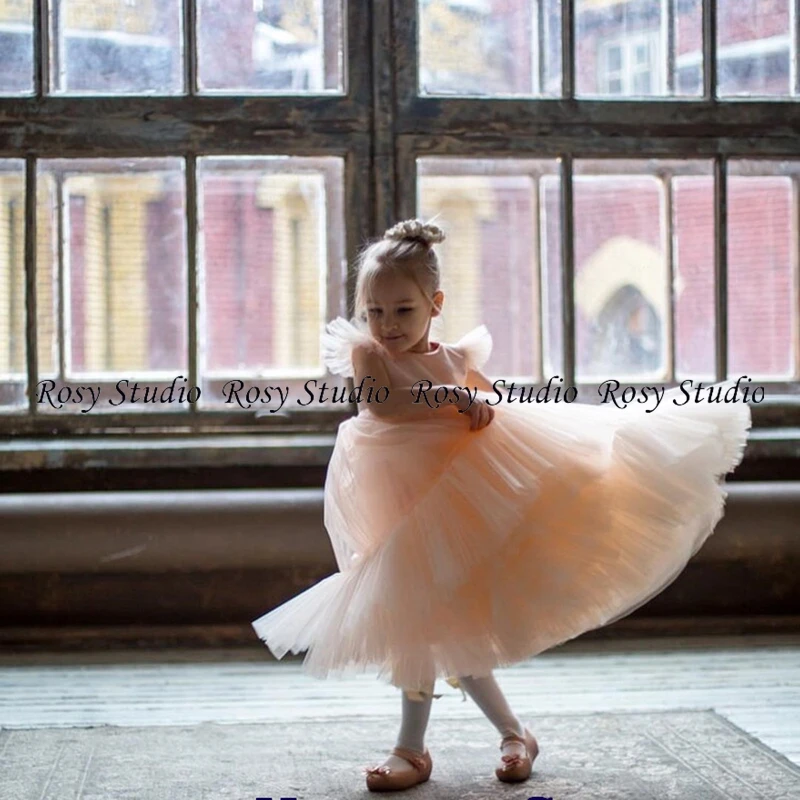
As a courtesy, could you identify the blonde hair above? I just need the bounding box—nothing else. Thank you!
[352,218,446,327]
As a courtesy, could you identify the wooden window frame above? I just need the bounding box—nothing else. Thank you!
[0,0,798,478]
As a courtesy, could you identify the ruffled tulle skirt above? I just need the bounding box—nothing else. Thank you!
[252,381,751,697]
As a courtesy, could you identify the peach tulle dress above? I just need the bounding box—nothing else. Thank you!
[252,316,752,702]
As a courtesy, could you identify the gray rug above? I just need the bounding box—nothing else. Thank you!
[2,710,799,800]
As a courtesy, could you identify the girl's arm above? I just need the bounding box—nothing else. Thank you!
[351,344,463,421]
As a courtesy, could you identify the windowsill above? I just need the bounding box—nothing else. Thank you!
[0,426,798,473]
[745,426,800,457]
[0,431,337,471]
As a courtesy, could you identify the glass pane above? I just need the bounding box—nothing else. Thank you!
[419,0,562,97]
[717,0,791,97]
[578,0,703,98]
[607,45,622,73]
[0,0,34,95]
[417,157,562,383]
[573,159,714,383]
[52,0,183,94]
[633,69,651,94]
[198,156,345,407]
[727,160,796,379]
[197,0,344,93]
[542,171,563,380]
[0,160,26,410]
[37,159,187,414]
[673,175,715,379]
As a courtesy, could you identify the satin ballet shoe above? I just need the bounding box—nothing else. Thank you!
[363,745,433,792]
[495,725,539,783]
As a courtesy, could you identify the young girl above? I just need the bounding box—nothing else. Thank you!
[252,218,752,792]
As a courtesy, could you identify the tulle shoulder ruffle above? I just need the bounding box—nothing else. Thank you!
[452,324,493,371]
[320,316,383,378]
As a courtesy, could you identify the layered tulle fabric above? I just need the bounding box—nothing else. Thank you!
[252,318,752,699]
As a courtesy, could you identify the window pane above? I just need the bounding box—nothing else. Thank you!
[673,174,715,379]
[0,0,34,95]
[36,159,187,414]
[197,0,344,93]
[419,0,562,97]
[633,69,651,94]
[578,0,703,98]
[727,160,796,379]
[417,157,562,382]
[198,156,345,407]
[0,160,26,410]
[573,159,715,383]
[717,0,791,97]
[607,44,622,73]
[52,0,183,94]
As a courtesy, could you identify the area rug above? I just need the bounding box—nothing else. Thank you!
[2,709,799,799]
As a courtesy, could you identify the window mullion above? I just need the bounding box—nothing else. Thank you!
[562,0,575,99]
[186,154,198,416]
[56,174,66,380]
[183,0,198,95]
[560,154,575,388]
[714,154,728,383]
[533,174,544,381]
[24,157,39,416]
[660,171,676,381]
[792,176,800,378]
[703,0,717,101]
[373,0,396,234]
[662,0,675,94]
[533,1,545,96]
[792,0,799,96]
[34,0,48,97]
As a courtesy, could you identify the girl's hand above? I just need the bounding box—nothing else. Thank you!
[457,395,494,431]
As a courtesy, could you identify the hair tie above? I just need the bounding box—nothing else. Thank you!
[383,219,446,247]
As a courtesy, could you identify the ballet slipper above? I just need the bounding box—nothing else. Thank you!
[495,725,539,783]
[363,745,433,792]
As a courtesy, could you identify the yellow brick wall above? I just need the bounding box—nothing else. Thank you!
[65,0,156,36]
[64,175,161,372]
[0,0,30,25]
[420,0,491,81]
[0,175,25,375]
[257,173,322,369]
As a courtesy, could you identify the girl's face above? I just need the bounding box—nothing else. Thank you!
[365,273,443,355]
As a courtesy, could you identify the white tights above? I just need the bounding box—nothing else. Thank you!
[382,671,525,774]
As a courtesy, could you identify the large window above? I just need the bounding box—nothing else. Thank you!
[0,0,797,477]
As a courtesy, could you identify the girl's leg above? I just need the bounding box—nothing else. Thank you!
[457,672,527,758]
[397,689,434,753]
[374,689,434,774]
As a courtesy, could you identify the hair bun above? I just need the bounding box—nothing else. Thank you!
[383,219,446,247]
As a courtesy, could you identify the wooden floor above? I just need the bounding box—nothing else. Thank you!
[0,633,798,767]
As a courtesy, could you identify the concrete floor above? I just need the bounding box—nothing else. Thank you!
[0,633,798,769]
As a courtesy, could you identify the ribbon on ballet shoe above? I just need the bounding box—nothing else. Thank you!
[362,764,392,776]
[500,753,525,769]
[390,746,428,772]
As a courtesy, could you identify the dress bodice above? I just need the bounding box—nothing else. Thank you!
[380,341,471,390]
[320,317,493,391]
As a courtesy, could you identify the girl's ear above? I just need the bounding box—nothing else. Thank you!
[431,289,444,316]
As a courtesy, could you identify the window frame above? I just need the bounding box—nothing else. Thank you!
[1,0,799,478]
[0,0,369,447]
[396,0,800,435]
